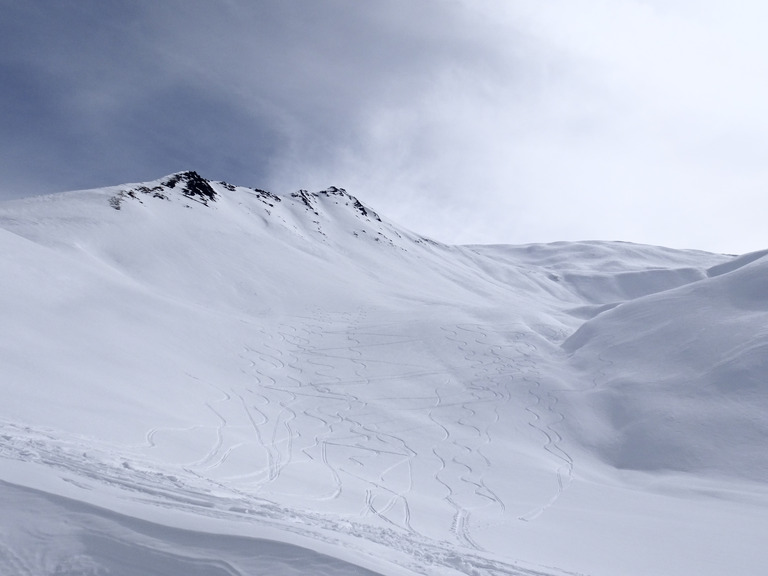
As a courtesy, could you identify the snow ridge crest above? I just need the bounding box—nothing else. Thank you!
[109,170,217,209]
[291,186,381,222]
[108,171,380,224]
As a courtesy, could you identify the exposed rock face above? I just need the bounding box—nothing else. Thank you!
[162,171,217,205]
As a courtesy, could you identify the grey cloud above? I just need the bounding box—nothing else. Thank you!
[1,0,503,195]
[1,0,766,254]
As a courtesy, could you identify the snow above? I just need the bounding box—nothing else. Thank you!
[1,172,766,575]
[563,249,768,480]
[0,480,386,576]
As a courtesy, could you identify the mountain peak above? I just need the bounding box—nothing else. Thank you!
[99,171,423,250]
[161,171,217,204]
[107,172,379,221]
[108,171,217,209]
[290,186,381,222]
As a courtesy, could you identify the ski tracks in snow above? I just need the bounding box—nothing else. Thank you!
[234,313,578,549]
[506,331,574,522]
[0,308,580,576]
[0,541,34,576]
[0,417,568,576]
[437,324,513,548]
[442,323,576,526]
[46,308,575,555]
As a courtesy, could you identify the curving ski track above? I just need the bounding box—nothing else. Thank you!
[0,309,584,574]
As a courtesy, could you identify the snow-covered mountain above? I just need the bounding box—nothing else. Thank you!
[1,172,766,576]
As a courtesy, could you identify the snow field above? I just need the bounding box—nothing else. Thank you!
[1,173,766,576]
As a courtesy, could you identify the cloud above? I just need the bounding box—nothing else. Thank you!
[1,0,766,253]
[336,0,768,254]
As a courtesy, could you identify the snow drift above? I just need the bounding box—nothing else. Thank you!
[563,250,768,480]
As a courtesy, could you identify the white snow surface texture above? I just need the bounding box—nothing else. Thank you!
[0,172,766,576]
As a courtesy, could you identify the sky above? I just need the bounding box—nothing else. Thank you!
[1,0,766,254]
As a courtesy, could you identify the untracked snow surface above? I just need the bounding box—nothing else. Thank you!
[1,172,766,576]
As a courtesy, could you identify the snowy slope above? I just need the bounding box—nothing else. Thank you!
[563,250,768,480]
[1,172,766,576]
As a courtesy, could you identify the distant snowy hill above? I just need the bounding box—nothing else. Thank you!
[1,172,766,576]
[563,249,768,481]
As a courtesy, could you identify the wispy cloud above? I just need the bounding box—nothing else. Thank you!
[1,0,765,253]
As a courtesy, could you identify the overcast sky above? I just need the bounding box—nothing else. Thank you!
[1,1,766,254]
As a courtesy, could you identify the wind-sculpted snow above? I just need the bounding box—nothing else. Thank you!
[563,252,768,480]
[1,173,766,576]
[0,481,385,576]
